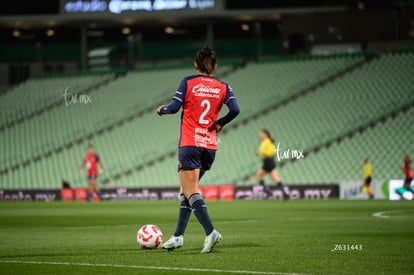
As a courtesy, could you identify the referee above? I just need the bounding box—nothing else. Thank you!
[255,129,289,199]
[362,158,374,199]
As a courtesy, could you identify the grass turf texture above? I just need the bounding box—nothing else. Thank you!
[0,200,413,275]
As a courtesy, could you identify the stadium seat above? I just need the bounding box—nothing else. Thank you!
[1,52,413,189]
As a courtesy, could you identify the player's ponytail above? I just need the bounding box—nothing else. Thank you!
[261,129,274,144]
[195,45,217,75]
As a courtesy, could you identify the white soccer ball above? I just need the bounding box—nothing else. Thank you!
[136,224,163,249]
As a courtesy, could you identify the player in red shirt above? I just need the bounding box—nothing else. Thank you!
[77,144,104,201]
[157,45,240,253]
[402,155,413,191]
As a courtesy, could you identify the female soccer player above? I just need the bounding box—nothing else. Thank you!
[255,129,289,199]
[77,144,104,201]
[156,45,240,253]
[402,155,413,191]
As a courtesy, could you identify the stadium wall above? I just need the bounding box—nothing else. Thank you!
[0,184,339,202]
[339,181,386,200]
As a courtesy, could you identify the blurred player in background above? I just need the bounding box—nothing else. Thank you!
[255,129,289,200]
[362,158,374,199]
[77,144,104,201]
[157,45,240,253]
[402,155,413,192]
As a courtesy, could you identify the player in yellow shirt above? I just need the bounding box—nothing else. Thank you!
[255,129,288,199]
[361,158,373,199]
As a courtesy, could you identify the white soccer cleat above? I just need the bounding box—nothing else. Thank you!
[161,235,184,251]
[201,229,222,254]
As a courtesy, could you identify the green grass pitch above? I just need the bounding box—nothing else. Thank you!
[0,199,413,275]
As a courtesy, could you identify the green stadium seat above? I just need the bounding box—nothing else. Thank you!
[1,52,413,189]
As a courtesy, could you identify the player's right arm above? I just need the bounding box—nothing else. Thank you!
[157,78,187,116]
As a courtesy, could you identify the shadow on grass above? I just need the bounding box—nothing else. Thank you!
[153,241,262,255]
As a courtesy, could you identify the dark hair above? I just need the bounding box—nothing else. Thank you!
[195,45,217,75]
[62,180,71,189]
[261,129,274,144]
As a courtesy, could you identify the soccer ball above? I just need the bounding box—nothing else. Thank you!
[136,224,163,249]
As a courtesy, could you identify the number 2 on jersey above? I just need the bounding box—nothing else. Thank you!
[199,99,211,125]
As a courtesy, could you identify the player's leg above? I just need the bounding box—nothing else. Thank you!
[162,185,188,250]
[87,178,95,201]
[397,178,414,200]
[165,169,206,243]
[198,149,221,253]
[180,169,221,253]
[92,178,100,201]
[92,177,103,200]
[175,190,191,237]
[257,168,272,198]
[270,168,281,183]
[163,148,199,251]
[180,169,213,233]
[403,178,414,198]
[365,177,373,199]
[270,169,289,200]
[409,178,414,193]
[256,167,265,182]
[403,178,411,190]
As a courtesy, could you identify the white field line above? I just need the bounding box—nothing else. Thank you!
[372,210,404,219]
[289,217,366,221]
[0,259,313,275]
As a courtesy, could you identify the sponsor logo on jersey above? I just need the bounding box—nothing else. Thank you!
[194,134,217,147]
[192,83,221,98]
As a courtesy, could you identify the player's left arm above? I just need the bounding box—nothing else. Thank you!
[157,78,186,116]
[216,85,240,132]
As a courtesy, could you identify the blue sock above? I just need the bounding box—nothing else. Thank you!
[88,192,94,201]
[189,193,214,236]
[174,194,192,236]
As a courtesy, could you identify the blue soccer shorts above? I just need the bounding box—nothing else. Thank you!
[178,146,216,171]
